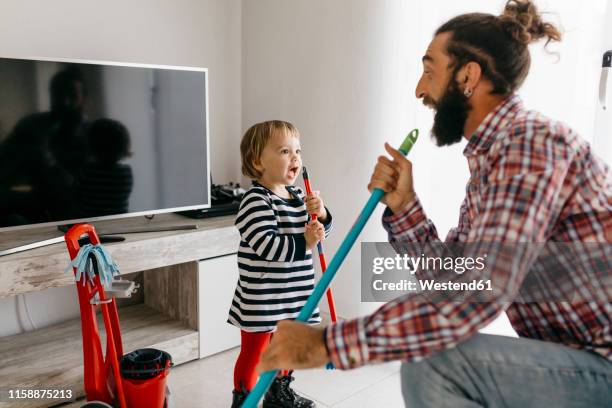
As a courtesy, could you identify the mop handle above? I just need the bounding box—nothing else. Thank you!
[302,166,338,323]
[242,129,419,408]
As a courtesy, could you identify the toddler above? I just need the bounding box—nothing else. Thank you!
[228,120,332,407]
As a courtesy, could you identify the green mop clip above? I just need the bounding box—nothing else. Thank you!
[242,129,419,408]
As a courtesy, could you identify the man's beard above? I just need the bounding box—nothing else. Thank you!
[427,80,471,147]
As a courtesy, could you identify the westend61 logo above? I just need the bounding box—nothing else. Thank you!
[372,253,487,275]
[361,242,494,302]
[361,242,611,303]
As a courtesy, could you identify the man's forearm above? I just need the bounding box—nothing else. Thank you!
[324,297,504,370]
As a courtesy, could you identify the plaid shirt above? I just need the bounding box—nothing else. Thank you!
[325,95,612,369]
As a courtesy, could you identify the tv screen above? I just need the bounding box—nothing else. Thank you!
[0,57,210,231]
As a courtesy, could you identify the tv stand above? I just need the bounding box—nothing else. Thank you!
[0,213,224,296]
[0,219,200,257]
[0,229,127,258]
[0,213,240,407]
[0,235,66,257]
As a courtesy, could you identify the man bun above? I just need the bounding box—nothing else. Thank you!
[498,0,561,46]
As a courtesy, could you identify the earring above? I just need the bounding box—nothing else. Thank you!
[464,88,473,98]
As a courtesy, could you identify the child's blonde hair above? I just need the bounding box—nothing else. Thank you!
[240,120,300,180]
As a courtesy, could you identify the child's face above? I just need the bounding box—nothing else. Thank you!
[256,130,302,186]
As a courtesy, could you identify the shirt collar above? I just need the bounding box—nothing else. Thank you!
[252,180,299,199]
[463,94,524,157]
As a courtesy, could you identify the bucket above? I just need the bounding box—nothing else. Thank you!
[120,349,172,408]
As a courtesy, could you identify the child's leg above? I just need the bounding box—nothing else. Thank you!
[233,330,272,391]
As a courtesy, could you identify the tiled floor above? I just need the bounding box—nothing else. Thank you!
[58,309,406,408]
[166,347,404,407]
[64,347,404,407]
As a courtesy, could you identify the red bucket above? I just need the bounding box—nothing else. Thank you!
[120,349,172,408]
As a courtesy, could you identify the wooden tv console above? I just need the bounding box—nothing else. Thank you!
[0,213,240,407]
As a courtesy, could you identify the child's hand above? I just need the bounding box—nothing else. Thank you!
[305,191,328,222]
[304,220,325,250]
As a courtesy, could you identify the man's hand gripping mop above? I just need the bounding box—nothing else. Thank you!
[243,129,419,408]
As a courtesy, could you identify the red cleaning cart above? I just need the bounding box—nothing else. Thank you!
[64,224,171,408]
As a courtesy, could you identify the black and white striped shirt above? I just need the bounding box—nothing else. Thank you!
[227,182,332,332]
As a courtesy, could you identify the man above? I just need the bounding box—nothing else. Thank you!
[258,1,611,407]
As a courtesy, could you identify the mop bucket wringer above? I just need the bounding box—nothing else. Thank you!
[64,224,172,408]
[120,349,173,408]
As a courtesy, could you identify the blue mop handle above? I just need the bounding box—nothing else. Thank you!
[242,129,419,408]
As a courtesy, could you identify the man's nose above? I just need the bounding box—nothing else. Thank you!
[415,76,426,99]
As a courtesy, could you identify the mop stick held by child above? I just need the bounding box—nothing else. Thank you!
[227,120,333,408]
[302,166,338,323]
[242,129,419,408]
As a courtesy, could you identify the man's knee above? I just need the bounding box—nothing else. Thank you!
[400,358,456,406]
[400,345,477,407]
[400,360,428,387]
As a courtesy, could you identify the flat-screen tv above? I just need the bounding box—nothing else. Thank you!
[0,57,210,231]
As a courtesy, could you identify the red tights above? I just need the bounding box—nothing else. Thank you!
[233,330,288,391]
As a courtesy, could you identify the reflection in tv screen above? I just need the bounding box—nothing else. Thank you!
[0,58,209,230]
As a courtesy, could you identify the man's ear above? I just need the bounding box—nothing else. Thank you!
[457,61,482,93]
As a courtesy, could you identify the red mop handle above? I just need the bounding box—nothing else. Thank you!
[302,167,338,323]
[65,224,127,408]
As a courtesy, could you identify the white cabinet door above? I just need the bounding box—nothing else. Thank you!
[198,255,241,358]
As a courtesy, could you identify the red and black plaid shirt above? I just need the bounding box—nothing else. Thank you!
[325,95,612,369]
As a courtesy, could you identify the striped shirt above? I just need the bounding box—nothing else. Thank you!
[228,182,332,332]
[325,94,612,369]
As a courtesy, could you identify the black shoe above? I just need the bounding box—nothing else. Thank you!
[231,387,249,408]
[263,374,315,407]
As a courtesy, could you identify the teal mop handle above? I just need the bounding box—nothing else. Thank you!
[242,129,419,408]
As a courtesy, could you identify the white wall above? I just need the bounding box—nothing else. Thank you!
[0,0,242,336]
[592,1,612,165]
[521,0,609,148]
